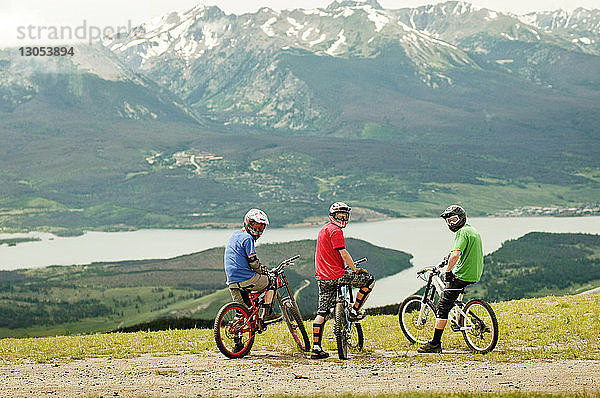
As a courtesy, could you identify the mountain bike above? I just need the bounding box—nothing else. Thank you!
[332,257,367,360]
[398,262,498,354]
[214,255,310,358]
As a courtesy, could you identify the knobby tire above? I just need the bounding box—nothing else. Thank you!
[214,302,255,359]
[334,302,349,359]
[398,294,436,344]
[281,300,310,352]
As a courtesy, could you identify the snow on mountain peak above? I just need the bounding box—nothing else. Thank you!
[327,0,383,11]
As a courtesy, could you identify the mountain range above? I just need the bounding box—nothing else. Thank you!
[1,1,599,232]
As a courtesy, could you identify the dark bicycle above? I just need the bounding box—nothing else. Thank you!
[214,255,310,358]
[398,260,498,354]
[332,257,367,360]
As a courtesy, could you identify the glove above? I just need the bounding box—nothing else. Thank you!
[260,265,269,275]
[443,271,454,283]
[438,256,449,268]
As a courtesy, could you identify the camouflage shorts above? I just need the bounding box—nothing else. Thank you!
[316,271,375,316]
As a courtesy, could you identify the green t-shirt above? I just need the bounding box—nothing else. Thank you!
[451,224,483,283]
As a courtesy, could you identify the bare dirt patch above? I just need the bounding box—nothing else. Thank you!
[1,350,598,397]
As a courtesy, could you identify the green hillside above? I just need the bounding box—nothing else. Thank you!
[471,232,600,302]
[1,109,598,234]
[1,293,598,363]
[0,238,412,338]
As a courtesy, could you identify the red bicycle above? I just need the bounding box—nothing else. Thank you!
[214,255,310,358]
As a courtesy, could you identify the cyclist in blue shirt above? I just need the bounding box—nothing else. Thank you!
[224,208,281,324]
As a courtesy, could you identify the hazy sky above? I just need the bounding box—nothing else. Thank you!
[2,0,599,47]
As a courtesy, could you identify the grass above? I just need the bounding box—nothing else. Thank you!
[0,293,598,364]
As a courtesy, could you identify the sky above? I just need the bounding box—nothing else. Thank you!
[1,0,600,47]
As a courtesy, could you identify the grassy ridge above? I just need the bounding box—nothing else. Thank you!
[0,238,412,337]
[1,293,598,363]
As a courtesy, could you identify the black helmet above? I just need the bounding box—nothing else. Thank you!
[440,205,466,232]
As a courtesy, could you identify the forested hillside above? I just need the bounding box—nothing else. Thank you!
[472,232,600,301]
[0,238,412,337]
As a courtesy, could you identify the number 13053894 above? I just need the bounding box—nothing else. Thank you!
[19,47,75,56]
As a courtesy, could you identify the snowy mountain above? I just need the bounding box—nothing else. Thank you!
[1,1,599,232]
[102,1,480,129]
[3,1,600,132]
[97,0,600,131]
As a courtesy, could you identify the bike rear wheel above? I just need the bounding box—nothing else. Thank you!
[334,302,349,359]
[281,299,310,352]
[398,295,436,344]
[214,302,255,359]
[461,298,499,354]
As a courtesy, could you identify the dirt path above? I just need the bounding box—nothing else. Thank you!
[1,351,599,397]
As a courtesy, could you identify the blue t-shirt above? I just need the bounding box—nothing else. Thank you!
[224,229,257,284]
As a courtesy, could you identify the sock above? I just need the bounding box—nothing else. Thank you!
[431,328,444,345]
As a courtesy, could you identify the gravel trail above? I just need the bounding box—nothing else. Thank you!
[1,351,598,397]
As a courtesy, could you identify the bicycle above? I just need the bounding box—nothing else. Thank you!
[214,255,310,358]
[398,261,498,354]
[332,257,367,360]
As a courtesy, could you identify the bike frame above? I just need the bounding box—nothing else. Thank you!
[417,268,478,332]
[334,257,366,331]
[237,256,301,333]
[275,269,300,309]
[336,284,354,329]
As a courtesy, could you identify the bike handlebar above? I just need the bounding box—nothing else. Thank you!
[416,265,440,275]
[279,255,300,266]
[416,256,449,275]
[354,257,367,265]
[271,255,300,274]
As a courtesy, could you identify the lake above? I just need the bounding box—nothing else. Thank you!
[1,216,599,306]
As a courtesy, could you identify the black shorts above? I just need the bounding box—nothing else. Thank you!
[436,277,473,319]
[316,271,374,316]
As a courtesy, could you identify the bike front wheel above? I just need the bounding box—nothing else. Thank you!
[398,295,436,344]
[348,322,364,352]
[461,298,499,354]
[213,302,255,359]
[281,299,310,352]
[334,302,349,359]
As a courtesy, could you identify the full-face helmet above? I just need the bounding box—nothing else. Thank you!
[440,204,466,232]
[244,208,269,239]
[329,202,351,228]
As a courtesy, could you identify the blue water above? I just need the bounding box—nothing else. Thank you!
[1,216,599,305]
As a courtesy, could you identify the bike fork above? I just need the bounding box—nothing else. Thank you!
[416,298,429,326]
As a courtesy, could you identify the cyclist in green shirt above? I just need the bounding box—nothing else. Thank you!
[418,204,484,353]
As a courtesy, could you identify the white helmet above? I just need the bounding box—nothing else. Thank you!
[329,201,351,228]
[244,208,269,239]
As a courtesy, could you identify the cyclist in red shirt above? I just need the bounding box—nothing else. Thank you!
[310,202,375,359]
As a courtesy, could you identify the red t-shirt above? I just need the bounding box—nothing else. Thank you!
[315,222,346,280]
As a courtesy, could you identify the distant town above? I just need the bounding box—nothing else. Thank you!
[496,203,600,217]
